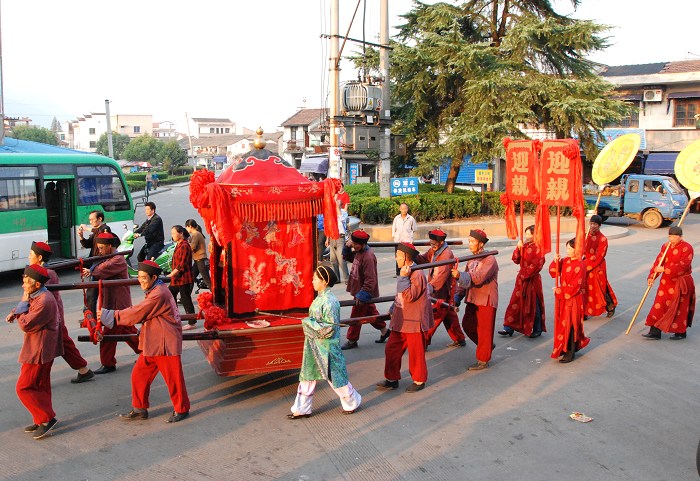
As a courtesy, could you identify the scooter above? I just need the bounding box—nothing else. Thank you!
[118,224,175,277]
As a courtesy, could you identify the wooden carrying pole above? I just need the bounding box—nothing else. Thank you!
[410,250,498,272]
[47,250,133,272]
[625,197,696,334]
[368,240,463,247]
[78,314,392,343]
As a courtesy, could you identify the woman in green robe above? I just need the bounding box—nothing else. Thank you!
[288,265,361,419]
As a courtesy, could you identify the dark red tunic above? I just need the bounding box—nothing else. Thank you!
[503,242,546,336]
[583,231,618,317]
[549,257,589,359]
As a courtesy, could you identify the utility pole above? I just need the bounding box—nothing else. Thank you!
[378,0,391,198]
[328,0,341,179]
[0,1,5,145]
[184,112,195,167]
[105,99,114,158]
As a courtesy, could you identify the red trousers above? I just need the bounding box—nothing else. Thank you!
[384,331,428,383]
[425,303,465,345]
[16,361,55,424]
[462,303,497,363]
[131,355,190,414]
[100,325,140,367]
[60,323,88,370]
[346,303,384,342]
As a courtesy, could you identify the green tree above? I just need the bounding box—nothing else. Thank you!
[157,140,188,174]
[95,132,131,159]
[7,125,58,145]
[50,117,62,132]
[123,134,162,163]
[379,0,630,192]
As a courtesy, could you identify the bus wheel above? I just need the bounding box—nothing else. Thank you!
[642,209,663,229]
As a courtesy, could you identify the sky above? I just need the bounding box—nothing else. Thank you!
[2,0,697,133]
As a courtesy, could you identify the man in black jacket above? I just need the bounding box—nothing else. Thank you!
[134,202,165,262]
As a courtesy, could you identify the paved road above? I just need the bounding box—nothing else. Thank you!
[0,184,698,480]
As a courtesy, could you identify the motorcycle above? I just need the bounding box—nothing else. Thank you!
[118,224,175,277]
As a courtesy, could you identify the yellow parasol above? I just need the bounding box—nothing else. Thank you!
[673,139,700,191]
[625,139,700,335]
[591,133,641,185]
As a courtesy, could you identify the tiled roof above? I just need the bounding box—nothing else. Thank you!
[661,60,700,74]
[280,108,328,127]
[600,62,668,77]
[191,118,234,123]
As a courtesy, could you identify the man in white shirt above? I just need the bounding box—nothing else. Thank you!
[391,203,417,276]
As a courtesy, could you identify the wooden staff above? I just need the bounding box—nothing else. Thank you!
[339,295,395,307]
[47,249,133,271]
[625,195,697,334]
[368,240,464,247]
[78,314,392,342]
[519,200,524,243]
[46,276,172,291]
[410,250,498,272]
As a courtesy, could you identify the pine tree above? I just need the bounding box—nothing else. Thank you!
[387,0,630,192]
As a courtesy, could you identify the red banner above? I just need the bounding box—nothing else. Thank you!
[229,218,315,314]
[539,140,578,207]
[505,140,538,202]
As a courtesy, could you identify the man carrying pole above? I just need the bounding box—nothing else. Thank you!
[6,264,61,439]
[451,229,499,371]
[98,260,190,423]
[341,230,389,350]
[28,241,94,384]
[82,233,140,374]
[376,242,434,392]
[641,226,695,340]
[415,229,466,348]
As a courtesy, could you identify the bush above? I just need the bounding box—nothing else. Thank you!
[125,171,169,181]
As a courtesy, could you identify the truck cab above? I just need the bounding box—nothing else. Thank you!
[587,174,687,228]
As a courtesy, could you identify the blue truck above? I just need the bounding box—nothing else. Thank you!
[583,174,688,228]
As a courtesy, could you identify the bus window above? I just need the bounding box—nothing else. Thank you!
[0,166,40,210]
[76,165,130,211]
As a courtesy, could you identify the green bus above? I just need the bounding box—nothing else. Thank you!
[0,153,134,272]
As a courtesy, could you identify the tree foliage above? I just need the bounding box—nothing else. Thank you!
[95,132,131,159]
[359,0,630,192]
[7,125,58,145]
[157,140,188,174]
[123,134,162,162]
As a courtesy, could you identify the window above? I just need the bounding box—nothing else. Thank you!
[210,128,215,134]
[60,134,65,141]
[89,128,96,135]
[609,103,640,128]
[674,99,700,127]
[76,165,129,210]
[0,167,40,210]
[225,128,230,133]
[134,126,141,134]
[89,141,97,148]
[290,129,297,141]
[628,180,639,193]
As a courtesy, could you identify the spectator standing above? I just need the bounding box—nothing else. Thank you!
[391,203,416,276]
[186,219,211,290]
[169,225,196,330]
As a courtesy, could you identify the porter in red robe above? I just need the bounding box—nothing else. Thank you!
[583,216,617,318]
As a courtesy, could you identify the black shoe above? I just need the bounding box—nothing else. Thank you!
[94,365,116,375]
[341,341,358,350]
[446,340,467,348]
[32,418,57,440]
[376,380,399,390]
[528,332,542,338]
[497,329,513,337]
[166,411,189,423]
[642,331,661,340]
[405,382,425,393]
[70,369,95,384]
[606,308,616,318]
[670,332,687,340]
[24,423,39,433]
[120,409,148,420]
[375,330,391,343]
[583,315,590,321]
[559,357,574,364]
[287,413,312,420]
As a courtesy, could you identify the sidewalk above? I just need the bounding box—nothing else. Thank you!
[360,215,629,247]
